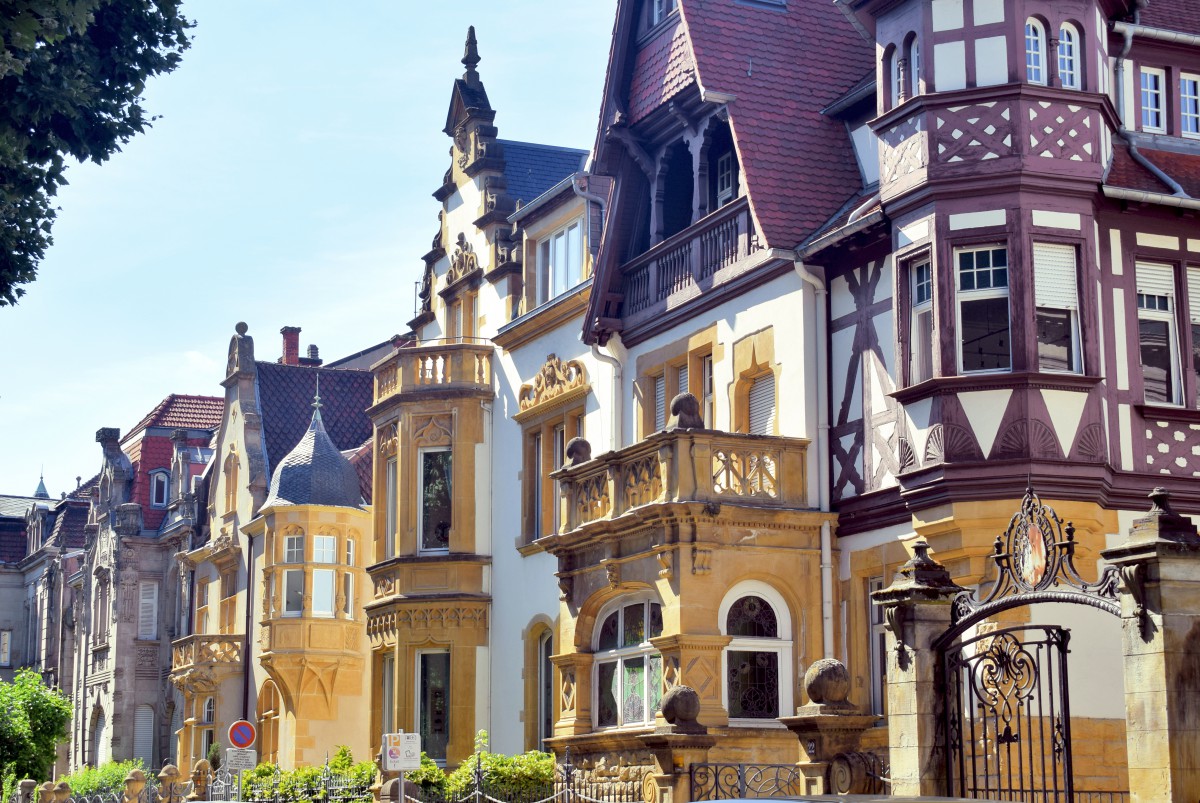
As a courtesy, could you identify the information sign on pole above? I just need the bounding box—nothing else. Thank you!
[383,732,422,771]
[226,748,257,772]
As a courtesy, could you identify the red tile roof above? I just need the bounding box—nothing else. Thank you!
[681,0,874,248]
[1138,1,1200,35]
[48,499,90,550]
[1140,147,1200,197]
[1105,142,1200,197]
[628,20,697,123]
[347,440,374,506]
[123,394,224,442]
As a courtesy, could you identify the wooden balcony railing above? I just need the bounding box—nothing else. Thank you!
[552,428,809,535]
[374,341,493,403]
[170,634,243,672]
[619,198,759,323]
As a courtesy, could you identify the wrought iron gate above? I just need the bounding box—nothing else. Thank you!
[942,624,1073,802]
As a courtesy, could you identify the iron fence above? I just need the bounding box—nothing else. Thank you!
[209,763,373,803]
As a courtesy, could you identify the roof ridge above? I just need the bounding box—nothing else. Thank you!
[496,138,589,154]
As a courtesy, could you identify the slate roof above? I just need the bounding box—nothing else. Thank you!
[123,394,224,442]
[679,0,874,249]
[263,407,363,510]
[0,494,42,518]
[1138,1,1200,35]
[499,140,588,207]
[0,524,23,564]
[254,362,374,478]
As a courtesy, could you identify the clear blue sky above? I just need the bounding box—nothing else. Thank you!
[0,1,616,496]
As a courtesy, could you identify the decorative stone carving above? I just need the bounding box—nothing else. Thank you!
[447,233,479,283]
[658,685,705,734]
[666,393,704,430]
[564,437,592,467]
[804,658,852,707]
[692,547,712,575]
[412,414,453,448]
[518,355,588,412]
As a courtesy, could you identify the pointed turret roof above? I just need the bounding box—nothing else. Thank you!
[444,25,495,135]
[262,387,363,510]
[34,473,49,499]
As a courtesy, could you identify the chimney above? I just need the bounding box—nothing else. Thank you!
[299,343,323,367]
[280,326,301,365]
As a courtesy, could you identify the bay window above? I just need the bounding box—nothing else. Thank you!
[595,598,664,728]
[957,245,1010,373]
[910,259,934,384]
[418,651,451,762]
[419,448,453,552]
[538,219,584,305]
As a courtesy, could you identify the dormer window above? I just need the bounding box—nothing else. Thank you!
[716,153,735,206]
[538,219,584,305]
[651,0,677,27]
[704,121,740,212]
[150,471,169,508]
[1025,19,1047,85]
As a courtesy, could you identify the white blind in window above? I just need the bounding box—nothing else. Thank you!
[1137,262,1175,298]
[133,705,155,768]
[654,375,666,431]
[748,374,776,435]
[1188,267,1200,324]
[1033,243,1078,310]
[677,365,689,398]
[138,582,158,639]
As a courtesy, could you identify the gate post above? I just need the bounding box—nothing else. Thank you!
[1102,489,1200,803]
[870,540,963,798]
[638,686,715,803]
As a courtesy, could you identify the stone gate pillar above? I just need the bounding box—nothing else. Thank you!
[1102,489,1200,803]
[870,540,964,798]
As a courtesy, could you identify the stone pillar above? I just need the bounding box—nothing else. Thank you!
[779,659,877,795]
[650,634,732,728]
[18,780,37,803]
[187,759,211,801]
[870,540,964,798]
[52,783,70,803]
[37,782,54,803]
[157,764,182,803]
[123,769,147,803]
[1102,489,1200,803]
[550,653,594,736]
[638,687,716,803]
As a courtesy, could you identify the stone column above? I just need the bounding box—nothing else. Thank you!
[550,653,594,736]
[870,539,964,798]
[187,759,211,802]
[638,687,716,803]
[650,634,733,728]
[1102,489,1200,803]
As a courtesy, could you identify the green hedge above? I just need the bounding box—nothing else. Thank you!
[58,760,147,797]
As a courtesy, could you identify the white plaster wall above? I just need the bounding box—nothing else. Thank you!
[1028,601,1125,719]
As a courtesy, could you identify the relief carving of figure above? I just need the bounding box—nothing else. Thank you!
[449,233,479,282]
[518,355,587,411]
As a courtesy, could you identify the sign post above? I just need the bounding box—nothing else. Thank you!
[228,720,258,800]
[383,732,421,801]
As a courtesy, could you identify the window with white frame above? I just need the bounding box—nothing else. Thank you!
[701,354,715,427]
[137,582,158,640]
[595,597,664,728]
[342,571,353,616]
[417,651,451,763]
[313,535,336,564]
[716,152,736,206]
[380,653,395,735]
[538,219,584,305]
[1141,67,1166,133]
[868,577,887,717]
[284,534,304,563]
[283,570,304,616]
[1137,261,1181,404]
[419,448,453,552]
[650,0,677,26]
[150,471,169,508]
[747,373,777,435]
[957,245,1011,373]
[910,259,934,384]
[200,727,214,761]
[889,48,902,107]
[202,697,215,724]
[1034,243,1082,373]
[653,373,667,432]
[312,569,335,617]
[1025,19,1047,85]
[909,39,921,96]
[1183,74,1200,138]
[0,630,10,666]
[346,539,355,566]
[1058,24,1080,89]
[1189,267,1200,407]
[384,457,397,558]
[720,582,793,721]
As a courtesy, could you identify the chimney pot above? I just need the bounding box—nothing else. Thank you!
[280,326,301,366]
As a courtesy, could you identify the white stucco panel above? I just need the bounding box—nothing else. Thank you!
[972,0,1004,25]
[831,327,861,419]
[1040,390,1089,456]
[873,313,895,381]
[958,389,1012,457]
[903,397,934,462]
[974,36,1009,87]
[932,0,964,31]
[830,272,856,321]
[935,41,967,91]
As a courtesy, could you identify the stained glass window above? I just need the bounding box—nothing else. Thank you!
[594,598,664,728]
[724,593,789,720]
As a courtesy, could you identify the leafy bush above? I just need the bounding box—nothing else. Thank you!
[2,767,18,803]
[59,760,146,797]
[404,753,448,797]
[207,741,223,771]
[241,747,376,803]
[0,669,72,781]
[445,732,554,799]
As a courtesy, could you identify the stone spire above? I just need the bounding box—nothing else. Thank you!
[34,470,49,499]
[462,25,481,85]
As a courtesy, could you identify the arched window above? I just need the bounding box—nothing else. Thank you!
[150,471,170,508]
[537,630,554,750]
[909,38,921,96]
[1025,19,1047,85]
[885,46,901,108]
[1058,24,1081,89]
[594,597,664,728]
[720,582,793,721]
[202,697,215,724]
[222,451,238,513]
[90,708,108,767]
[257,681,280,765]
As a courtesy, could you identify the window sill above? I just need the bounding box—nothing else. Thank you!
[725,718,788,729]
[1135,403,1200,423]
[891,371,1102,404]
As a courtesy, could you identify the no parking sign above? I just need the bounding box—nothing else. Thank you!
[229,719,257,749]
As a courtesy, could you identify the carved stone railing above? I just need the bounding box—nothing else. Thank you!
[552,429,808,535]
[619,198,759,323]
[374,342,493,403]
[170,634,243,672]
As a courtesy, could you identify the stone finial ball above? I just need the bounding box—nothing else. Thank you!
[804,658,851,704]
[660,684,702,724]
[235,321,249,335]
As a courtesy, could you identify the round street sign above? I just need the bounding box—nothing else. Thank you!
[228,720,257,749]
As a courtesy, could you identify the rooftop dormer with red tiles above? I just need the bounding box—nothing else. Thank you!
[583,0,873,347]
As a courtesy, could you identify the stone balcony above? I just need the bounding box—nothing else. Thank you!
[168,634,243,694]
[372,341,493,405]
[549,427,810,546]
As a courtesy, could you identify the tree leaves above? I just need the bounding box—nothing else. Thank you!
[0,0,193,306]
[0,668,73,781]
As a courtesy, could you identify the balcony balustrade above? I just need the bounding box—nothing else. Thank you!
[552,428,809,537]
[618,198,760,326]
[374,341,493,404]
[170,633,243,672]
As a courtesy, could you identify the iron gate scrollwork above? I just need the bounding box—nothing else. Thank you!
[943,624,1073,802]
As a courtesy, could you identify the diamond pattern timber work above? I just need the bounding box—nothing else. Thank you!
[880,117,927,184]
[936,102,1013,163]
[1145,421,1200,476]
[1028,103,1095,161]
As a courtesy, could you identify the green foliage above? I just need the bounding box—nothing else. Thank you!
[0,669,73,781]
[444,732,555,799]
[207,740,223,771]
[2,766,18,803]
[59,759,145,797]
[241,748,375,803]
[0,0,193,306]
[404,753,449,796]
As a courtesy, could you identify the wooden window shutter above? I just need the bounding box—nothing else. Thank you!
[138,582,158,639]
[748,373,776,435]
